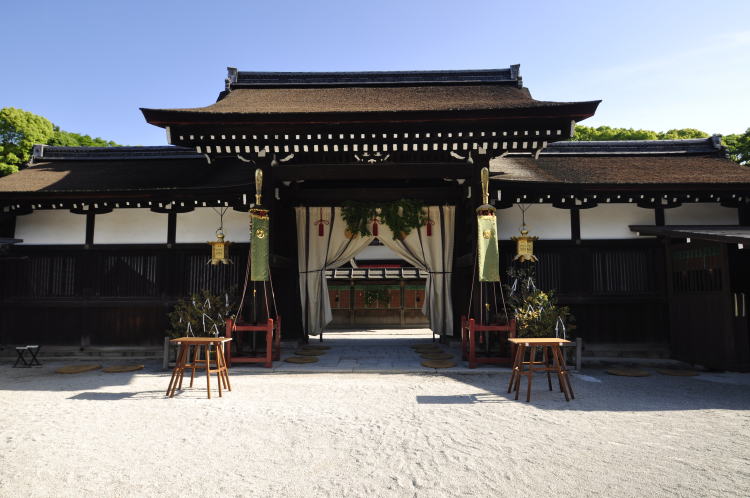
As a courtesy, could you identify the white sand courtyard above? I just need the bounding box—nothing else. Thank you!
[2,354,750,498]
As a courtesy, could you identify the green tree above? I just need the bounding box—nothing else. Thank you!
[573,125,709,141]
[0,107,120,177]
[0,107,55,175]
[49,127,119,147]
[723,128,750,166]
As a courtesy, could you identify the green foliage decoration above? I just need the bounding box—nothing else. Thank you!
[341,202,377,237]
[505,265,572,338]
[341,199,427,239]
[167,289,237,338]
[363,287,391,307]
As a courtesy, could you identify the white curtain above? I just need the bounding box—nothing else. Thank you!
[295,205,455,336]
[376,206,455,336]
[296,207,374,336]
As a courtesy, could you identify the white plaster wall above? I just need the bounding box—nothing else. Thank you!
[664,203,738,225]
[176,208,251,243]
[497,204,571,240]
[94,209,167,244]
[580,204,654,239]
[14,210,86,245]
[356,245,402,261]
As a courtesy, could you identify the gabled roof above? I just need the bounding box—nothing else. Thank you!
[490,137,750,185]
[0,146,243,195]
[141,66,600,127]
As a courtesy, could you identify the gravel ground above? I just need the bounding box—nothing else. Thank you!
[1,361,749,497]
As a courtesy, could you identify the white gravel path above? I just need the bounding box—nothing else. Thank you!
[1,362,749,497]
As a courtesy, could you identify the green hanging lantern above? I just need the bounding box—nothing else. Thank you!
[250,167,269,281]
[250,208,269,281]
[477,167,500,282]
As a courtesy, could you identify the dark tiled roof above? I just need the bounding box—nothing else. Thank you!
[543,136,724,156]
[0,147,248,194]
[31,145,201,162]
[143,86,599,121]
[166,85,546,114]
[141,66,600,126]
[490,137,750,185]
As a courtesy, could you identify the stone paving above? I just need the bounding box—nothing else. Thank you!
[243,328,513,374]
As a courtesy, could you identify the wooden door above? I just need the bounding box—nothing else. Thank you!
[667,240,749,370]
[728,245,750,370]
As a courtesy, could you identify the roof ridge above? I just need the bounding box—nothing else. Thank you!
[31,145,202,162]
[226,65,523,90]
[542,136,725,157]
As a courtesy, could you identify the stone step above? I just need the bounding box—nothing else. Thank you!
[582,343,671,359]
[0,346,162,359]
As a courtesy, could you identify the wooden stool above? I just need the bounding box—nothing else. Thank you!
[507,338,574,402]
[166,337,232,399]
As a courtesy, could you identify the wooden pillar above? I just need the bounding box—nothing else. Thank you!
[655,207,665,226]
[167,211,177,247]
[85,212,95,248]
[739,205,750,225]
[0,212,15,238]
[570,207,581,242]
[266,154,305,340]
[400,279,405,327]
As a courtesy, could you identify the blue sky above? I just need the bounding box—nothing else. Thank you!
[1,0,748,145]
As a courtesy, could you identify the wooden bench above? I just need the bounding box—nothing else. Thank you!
[224,317,281,368]
[460,316,517,368]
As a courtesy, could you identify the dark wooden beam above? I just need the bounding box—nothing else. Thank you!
[740,205,750,225]
[85,212,95,248]
[655,208,665,226]
[167,212,177,248]
[287,186,463,204]
[0,213,16,238]
[570,207,581,241]
[273,162,472,181]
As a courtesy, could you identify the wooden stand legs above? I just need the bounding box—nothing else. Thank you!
[166,341,232,399]
[508,343,574,402]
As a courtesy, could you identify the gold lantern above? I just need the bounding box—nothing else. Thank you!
[511,227,538,263]
[254,168,263,206]
[208,228,232,265]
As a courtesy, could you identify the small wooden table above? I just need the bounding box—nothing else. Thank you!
[507,338,574,402]
[167,337,232,399]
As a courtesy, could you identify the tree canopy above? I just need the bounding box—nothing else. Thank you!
[573,125,749,166]
[572,125,709,141]
[0,107,120,177]
[722,128,750,166]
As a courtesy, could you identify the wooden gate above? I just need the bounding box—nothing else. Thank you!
[667,240,750,370]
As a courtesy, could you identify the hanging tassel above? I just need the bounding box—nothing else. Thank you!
[426,219,433,236]
[372,219,379,236]
[314,208,328,236]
